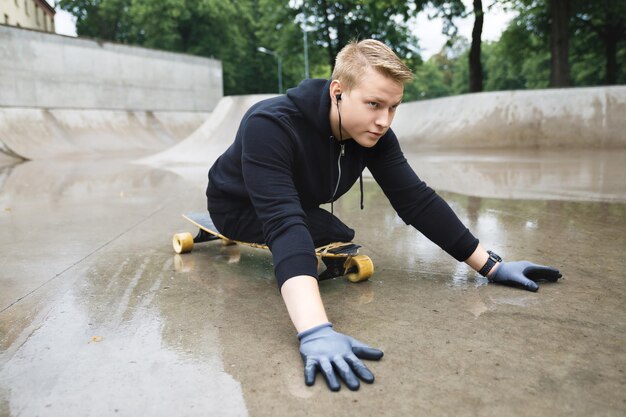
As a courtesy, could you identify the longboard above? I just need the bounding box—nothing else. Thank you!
[173,212,373,282]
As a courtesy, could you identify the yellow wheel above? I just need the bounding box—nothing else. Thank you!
[173,232,194,254]
[344,255,374,283]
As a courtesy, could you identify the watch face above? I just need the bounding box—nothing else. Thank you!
[488,251,502,262]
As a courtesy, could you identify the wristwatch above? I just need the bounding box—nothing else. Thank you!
[478,250,502,277]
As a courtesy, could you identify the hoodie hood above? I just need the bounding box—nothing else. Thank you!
[286,79,333,138]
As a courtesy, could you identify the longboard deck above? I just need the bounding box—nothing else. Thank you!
[174,212,374,282]
[183,212,268,250]
[182,212,361,256]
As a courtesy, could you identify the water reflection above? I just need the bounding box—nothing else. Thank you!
[0,245,249,416]
[401,148,626,202]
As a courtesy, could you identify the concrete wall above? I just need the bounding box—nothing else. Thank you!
[0,24,222,111]
[393,86,626,148]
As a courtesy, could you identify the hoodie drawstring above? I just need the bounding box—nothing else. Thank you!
[359,173,364,210]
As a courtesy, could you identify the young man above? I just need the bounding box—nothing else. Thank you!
[206,39,562,392]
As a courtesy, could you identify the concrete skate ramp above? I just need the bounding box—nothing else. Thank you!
[140,94,275,167]
[0,108,209,160]
[393,86,626,148]
[142,86,625,170]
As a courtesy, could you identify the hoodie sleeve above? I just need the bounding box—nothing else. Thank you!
[367,131,479,262]
[240,113,319,289]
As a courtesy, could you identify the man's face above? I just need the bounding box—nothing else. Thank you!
[337,68,404,148]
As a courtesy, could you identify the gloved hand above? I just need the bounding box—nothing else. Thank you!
[298,322,383,391]
[490,261,562,292]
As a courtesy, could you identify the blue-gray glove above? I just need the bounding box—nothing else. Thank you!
[490,261,562,292]
[298,323,383,391]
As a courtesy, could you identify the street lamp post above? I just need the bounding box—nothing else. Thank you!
[302,6,309,79]
[257,47,283,94]
[303,27,309,79]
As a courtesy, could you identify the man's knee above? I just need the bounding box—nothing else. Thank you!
[210,210,264,243]
[304,208,355,245]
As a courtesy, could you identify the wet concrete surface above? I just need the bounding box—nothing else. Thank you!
[0,153,625,417]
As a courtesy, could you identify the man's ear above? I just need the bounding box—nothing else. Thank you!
[329,80,342,104]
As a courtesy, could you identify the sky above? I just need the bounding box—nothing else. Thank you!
[53,1,517,61]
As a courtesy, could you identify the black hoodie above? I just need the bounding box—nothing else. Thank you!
[207,79,478,288]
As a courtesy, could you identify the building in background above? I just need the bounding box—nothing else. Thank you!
[1,0,55,33]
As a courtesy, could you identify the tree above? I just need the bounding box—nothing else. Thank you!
[482,19,550,90]
[500,0,625,87]
[255,0,324,90]
[572,0,626,85]
[404,58,453,99]
[298,0,421,72]
[500,0,571,87]
[425,0,486,92]
[549,0,570,86]
[58,0,276,94]
[58,0,426,94]
[58,0,133,41]
[469,0,484,91]
[405,35,470,100]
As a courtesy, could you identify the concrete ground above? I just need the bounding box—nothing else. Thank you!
[0,150,625,417]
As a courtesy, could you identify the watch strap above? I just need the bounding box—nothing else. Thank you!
[479,250,502,277]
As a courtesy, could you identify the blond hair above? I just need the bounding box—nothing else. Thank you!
[331,39,413,91]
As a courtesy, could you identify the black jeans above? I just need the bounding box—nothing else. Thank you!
[210,206,355,247]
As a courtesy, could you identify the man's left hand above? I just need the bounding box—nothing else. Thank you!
[490,261,562,292]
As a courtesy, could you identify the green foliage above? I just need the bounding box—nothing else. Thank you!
[58,0,134,41]
[404,59,452,100]
[483,16,550,90]
[409,0,624,97]
[571,0,626,84]
[404,36,469,100]
[254,0,319,90]
[482,0,625,89]
[58,0,424,94]
[58,0,624,97]
[299,0,421,72]
[59,0,278,94]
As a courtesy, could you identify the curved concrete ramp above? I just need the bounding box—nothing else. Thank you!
[139,94,275,167]
[393,86,626,148]
[0,108,209,160]
[0,139,22,160]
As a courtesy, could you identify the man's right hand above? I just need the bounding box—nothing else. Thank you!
[298,322,383,391]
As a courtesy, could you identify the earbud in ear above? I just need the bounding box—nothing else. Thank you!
[335,93,342,102]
